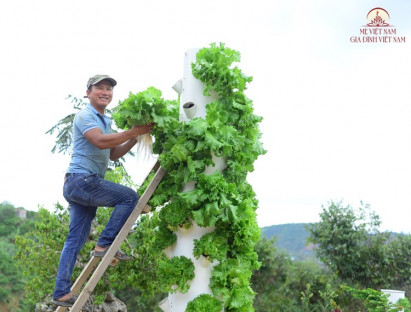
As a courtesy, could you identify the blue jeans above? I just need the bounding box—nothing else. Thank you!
[53,173,139,299]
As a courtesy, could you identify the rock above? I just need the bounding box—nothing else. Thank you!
[36,293,127,312]
[95,292,127,312]
[35,295,57,312]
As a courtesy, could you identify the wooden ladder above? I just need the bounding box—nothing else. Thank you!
[55,161,166,312]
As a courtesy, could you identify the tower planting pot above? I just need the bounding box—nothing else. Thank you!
[159,48,224,312]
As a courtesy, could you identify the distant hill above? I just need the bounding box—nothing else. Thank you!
[261,223,316,261]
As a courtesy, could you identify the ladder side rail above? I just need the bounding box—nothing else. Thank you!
[54,161,161,312]
[139,160,160,185]
[69,166,166,312]
[71,257,101,295]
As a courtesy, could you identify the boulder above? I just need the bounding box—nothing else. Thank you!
[36,292,127,312]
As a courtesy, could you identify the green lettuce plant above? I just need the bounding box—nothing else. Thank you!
[193,231,229,262]
[186,294,223,312]
[114,42,266,310]
[158,256,195,294]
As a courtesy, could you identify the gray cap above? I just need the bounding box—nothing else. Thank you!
[87,74,117,89]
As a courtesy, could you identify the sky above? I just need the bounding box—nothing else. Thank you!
[1,0,411,233]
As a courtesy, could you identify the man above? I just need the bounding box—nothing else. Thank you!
[52,75,153,307]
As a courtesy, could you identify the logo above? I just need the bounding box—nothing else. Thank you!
[366,8,390,27]
[350,8,406,43]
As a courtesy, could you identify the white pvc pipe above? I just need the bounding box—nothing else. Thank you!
[204,152,226,175]
[167,224,218,311]
[159,48,223,312]
[178,48,217,122]
[172,79,182,94]
[158,297,171,312]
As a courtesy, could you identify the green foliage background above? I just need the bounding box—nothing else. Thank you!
[0,202,36,312]
[5,198,411,311]
[308,201,411,291]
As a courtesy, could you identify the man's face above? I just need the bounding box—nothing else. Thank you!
[87,80,113,111]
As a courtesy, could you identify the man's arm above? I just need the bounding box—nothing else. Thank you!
[109,137,139,161]
[84,124,154,160]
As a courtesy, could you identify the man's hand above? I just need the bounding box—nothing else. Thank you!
[130,123,154,137]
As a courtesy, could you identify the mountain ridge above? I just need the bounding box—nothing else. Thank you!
[261,223,316,261]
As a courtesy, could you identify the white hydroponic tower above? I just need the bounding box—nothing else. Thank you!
[158,49,225,312]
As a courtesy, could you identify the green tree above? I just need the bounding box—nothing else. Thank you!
[44,95,83,155]
[252,237,294,310]
[308,201,411,290]
[0,202,36,311]
[15,167,166,308]
[15,204,71,303]
[0,202,19,237]
[251,236,338,312]
[343,286,411,312]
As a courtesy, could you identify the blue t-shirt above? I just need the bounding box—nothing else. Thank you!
[67,103,112,178]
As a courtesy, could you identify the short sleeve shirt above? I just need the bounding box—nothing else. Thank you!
[67,103,112,178]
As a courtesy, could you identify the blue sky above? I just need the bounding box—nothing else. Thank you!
[1,0,411,233]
